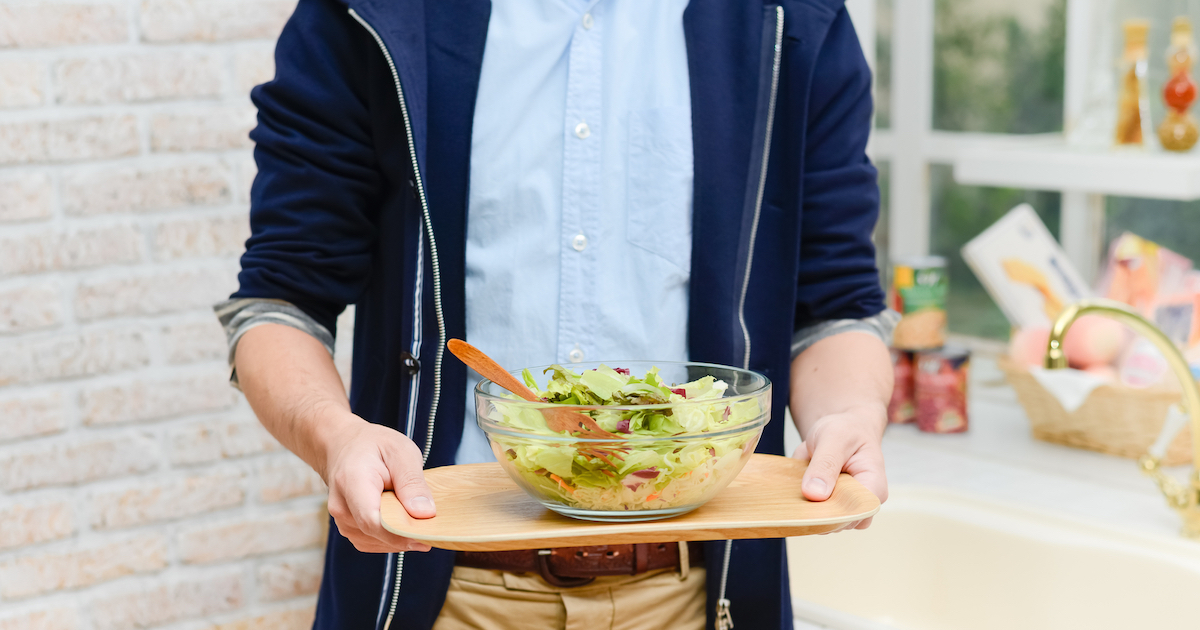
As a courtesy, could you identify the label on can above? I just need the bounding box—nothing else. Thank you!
[915,347,969,434]
[890,256,948,350]
[888,349,916,424]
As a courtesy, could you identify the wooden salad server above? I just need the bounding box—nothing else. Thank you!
[446,339,619,439]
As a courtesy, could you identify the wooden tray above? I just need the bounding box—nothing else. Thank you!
[380,454,880,551]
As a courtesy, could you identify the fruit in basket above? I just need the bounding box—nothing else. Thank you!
[1063,315,1128,369]
[1009,326,1051,368]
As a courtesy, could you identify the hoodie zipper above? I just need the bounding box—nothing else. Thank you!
[347,9,448,630]
[720,6,784,630]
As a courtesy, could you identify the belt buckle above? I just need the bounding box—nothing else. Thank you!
[536,550,595,588]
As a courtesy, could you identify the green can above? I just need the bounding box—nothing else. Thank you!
[889,255,948,350]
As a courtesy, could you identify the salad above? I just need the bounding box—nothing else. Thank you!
[487,364,764,512]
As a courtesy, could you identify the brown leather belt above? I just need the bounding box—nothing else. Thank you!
[457,542,705,587]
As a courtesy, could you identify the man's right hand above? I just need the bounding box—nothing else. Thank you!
[234,323,436,554]
[321,415,437,553]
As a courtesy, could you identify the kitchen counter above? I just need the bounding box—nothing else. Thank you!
[784,354,1188,539]
[785,355,1199,630]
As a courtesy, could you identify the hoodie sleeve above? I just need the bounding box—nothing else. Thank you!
[230,0,384,336]
[793,6,887,333]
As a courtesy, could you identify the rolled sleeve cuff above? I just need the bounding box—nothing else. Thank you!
[213,298,336,389]
[790,309,900,360]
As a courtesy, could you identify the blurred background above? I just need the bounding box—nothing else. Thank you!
[0,2,349,628]
[5,0,1200,629]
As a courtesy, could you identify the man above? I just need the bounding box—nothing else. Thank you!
[217,0,894,628]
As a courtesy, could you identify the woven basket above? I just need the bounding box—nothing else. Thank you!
[999,358,1192,466]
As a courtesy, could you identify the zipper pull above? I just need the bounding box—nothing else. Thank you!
[716,598,734,630]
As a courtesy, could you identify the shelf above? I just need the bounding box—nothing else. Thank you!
[953,140,1200,201]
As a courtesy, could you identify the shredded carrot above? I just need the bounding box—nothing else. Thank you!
[549,473,575,494]
[592,451,616,467]
[600,469,616,478]
[645,493,660,502]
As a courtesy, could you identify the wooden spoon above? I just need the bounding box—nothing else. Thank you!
[446,339,619,438]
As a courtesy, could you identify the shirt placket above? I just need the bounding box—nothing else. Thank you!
[558,2,603,365]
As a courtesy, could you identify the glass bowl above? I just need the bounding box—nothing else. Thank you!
[474,361,771,522]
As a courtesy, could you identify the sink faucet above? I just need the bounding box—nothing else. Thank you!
[1045,298,1200,539]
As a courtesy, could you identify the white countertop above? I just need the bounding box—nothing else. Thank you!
[881,356,1189,538]
[782,354,1191,538]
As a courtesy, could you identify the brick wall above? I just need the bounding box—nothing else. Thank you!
[0,2,351,628]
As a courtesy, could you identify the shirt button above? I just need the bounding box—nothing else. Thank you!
[581,13,594,29]
[574,122,590,139]
[571,233,588,251]
[569,347,585,363]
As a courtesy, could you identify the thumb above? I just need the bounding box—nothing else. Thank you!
[801,435,850,502]
[382,440,437,520]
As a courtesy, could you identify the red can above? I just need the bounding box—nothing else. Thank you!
[914,347,970,433]
[887,349,916,424]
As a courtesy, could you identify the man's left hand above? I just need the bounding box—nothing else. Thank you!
[791,403,887,531]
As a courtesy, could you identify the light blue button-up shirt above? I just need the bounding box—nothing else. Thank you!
[457,0,694,464]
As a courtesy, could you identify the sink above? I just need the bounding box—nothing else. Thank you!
[788,486,1200,630]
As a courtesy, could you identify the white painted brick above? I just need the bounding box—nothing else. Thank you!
[0,431,158,491]
[81,368,237,425]
[161,318,227,364]
[90,469,246,529]
[233,46,275,96]
[0,224,141,277]
[257,457,325,503]
[0,282,62,333]
[0,115,139,165]
[0,500,75,550]
[168,414,281,465]
[89,571,244,630]
[0,60,45,109]
[55,52,223,105]
[0,328,150,386]
[0,390,66,442]
[256,550,324,601]
[63,162,231,216]
[208,605,317,630]
[0,608,78,630]
[74,266,237,321]
[151,107,256,152]
[0,534,168,599]
[235,155,257,204]
[0,4,129,49]
[153,213,249,261]
[177,506,326,564]
[0,172,53,223]
[140,0,295,43]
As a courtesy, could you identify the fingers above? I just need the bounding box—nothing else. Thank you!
[848,457,889,504]
[334,517,431,553]
[801,430,854,502]
[324,428,436,554]
[328,476,432,553]
[380,438,437,520]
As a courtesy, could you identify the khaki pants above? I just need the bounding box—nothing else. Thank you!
[432,565,707,630]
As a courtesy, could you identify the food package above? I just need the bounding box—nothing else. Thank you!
[1097,232,1193,319]
[962,204,1092,329]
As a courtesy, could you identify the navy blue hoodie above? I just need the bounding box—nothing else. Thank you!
[234,0,883,627]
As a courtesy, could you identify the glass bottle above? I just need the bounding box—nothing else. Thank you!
[1159,17,1199,152]
[1115,20,1151,147]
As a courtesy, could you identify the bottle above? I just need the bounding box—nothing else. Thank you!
[1159,17,1199,152]
[1115,20,1151,147]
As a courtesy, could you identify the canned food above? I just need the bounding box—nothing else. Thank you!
[915,346,969,433]
[888,349,916,424]
[889,256,948,350]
